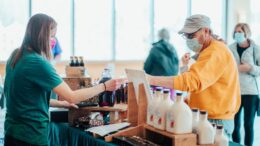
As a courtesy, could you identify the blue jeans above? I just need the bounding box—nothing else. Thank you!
[232,95,258,146]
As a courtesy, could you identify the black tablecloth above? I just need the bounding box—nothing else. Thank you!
[49,122,117,146]
[48,122,242,146]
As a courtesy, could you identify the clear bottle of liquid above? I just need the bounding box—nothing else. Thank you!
[166,92,192,134]
[197,110,214,144]
[151,87,163,128]
[98,68,115,107]
[192,108,199,134]
[154,89,173,130]
[214,125,228,146]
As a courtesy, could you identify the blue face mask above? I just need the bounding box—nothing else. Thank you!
[234,32,246,44]
[186,38,203,53]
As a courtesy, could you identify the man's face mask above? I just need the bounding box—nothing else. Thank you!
[184,29,204,53]
[234,32,246,44]
[186,38,203,53]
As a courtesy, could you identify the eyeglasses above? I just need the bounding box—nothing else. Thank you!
[182,28,201,39]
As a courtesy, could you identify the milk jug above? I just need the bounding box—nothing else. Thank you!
[153,89,173,130]
[152,87,163,128]
[197,110,214,144]
[166,93,192,134]
[214,125,228,146]
[192,108,199,133]
[147,87,162,127]
[212,123,216,137]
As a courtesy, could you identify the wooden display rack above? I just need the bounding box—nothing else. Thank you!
[64,73,127,125]
[105,82,216,146]
[68,104,127,125]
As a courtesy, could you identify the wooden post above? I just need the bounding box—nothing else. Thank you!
[138,83,148,125]
[127,82,138,126]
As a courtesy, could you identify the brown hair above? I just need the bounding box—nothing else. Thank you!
[11,13,57,68]
[232,23,251,39]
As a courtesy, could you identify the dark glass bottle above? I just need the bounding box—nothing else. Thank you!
[70,56,75,66]
[98,68,115,107]
[123,83,128,103]
[79,56,84,67]
[75,56,80,66]
[115,84,125,104]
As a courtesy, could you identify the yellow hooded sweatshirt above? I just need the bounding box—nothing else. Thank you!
[173,40,241,119]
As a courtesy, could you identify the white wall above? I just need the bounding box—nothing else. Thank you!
[227,0,251,44]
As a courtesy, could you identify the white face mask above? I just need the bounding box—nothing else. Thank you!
[234,32,246,44]
[186,38,203,53]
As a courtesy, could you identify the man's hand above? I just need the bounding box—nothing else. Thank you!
[181,52,191,66]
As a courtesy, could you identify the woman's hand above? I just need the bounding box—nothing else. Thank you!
[104,78,127,91]
[181,52,191,66]
[238,63,252,73]
[59,100,79,109]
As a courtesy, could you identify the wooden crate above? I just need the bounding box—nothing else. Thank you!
[62,76,92,90]
[65,66,85,77]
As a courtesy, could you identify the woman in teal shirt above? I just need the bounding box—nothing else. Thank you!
[3,14,124,146]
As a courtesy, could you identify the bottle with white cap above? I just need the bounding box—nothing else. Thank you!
[197,110,214,144]
[147,87,162,127]
[191,108,199,133]
[152,87,163,128]
[166,92,192,133]
[153,89,173,130]
[214,125,228,146]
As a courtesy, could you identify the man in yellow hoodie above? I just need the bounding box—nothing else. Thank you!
[148,14,241,138]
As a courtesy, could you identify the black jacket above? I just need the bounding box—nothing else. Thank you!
[144,39,179,76]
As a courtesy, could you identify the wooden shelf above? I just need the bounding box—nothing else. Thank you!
[68,104,127,125]
[144,124,195,139]
[79,104,127,112]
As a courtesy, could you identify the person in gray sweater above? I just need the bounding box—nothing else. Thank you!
[229,23,260,146]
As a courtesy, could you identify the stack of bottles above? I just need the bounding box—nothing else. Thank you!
[69,56,85,67]
[147,89,192,133]
[191,109,228,146]
[98,68,128,107]
[146,89,228,146]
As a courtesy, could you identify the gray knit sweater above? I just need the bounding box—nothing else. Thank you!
[229,40,260,95]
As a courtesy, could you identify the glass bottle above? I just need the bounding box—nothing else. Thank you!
[98,68,115,107]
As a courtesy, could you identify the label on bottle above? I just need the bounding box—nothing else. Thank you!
[158,118,162,125]
[167,112,175,128]
[154,110,162,125]
[170,121,175,128]
[150,115,154,122]
[147,107,154,122]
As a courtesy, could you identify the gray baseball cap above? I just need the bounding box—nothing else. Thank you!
[178,14,211,34]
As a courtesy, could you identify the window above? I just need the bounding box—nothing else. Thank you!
[191,0,226,39]
[75,0,112,61]
[0,0,229,61]
[32,0,72,60]
[115,0,151,60]
[154,0,189,58]
[0,0,28,61]
[250,0,260,44]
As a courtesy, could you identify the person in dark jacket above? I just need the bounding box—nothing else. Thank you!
[144,28,179,76]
